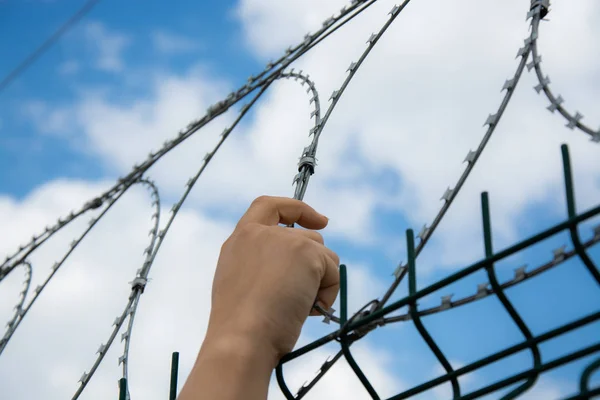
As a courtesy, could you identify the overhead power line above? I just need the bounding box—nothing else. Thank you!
[0,0,102,94]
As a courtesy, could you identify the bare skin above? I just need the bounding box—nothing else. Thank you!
[178,196,340,400]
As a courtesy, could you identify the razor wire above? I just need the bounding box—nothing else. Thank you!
[529,10,600,142]
[0,0,599,399]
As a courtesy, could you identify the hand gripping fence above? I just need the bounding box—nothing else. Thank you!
[0,0,599,399]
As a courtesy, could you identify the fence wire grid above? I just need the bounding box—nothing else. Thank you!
[1,0,599,399]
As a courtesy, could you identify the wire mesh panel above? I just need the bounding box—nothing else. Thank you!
[276,143,600,399]
[0,0,598,399]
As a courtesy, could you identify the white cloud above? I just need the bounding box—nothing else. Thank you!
[0,178,400,399]
[58,60,80,75]
[152,31,200,54]
[83,21,131,72]
[28,0,599,268]
[25,65,228,162]
[22,62,387,244]
[268,340,404,399]
[232,0,600,267]
[23,100,72,136]
[518,379,569,400]
[0,179,233,399]
[233,0,348,59]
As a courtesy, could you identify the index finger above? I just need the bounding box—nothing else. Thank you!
[237,196,328,229]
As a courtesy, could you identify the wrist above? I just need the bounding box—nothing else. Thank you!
[179,332,276,400]
[205,312,282,368]
[202,328,279,370]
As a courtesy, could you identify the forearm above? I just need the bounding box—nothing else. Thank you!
[178,333,277,400]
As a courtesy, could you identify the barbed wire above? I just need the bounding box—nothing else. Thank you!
[1,261,31,349]
[70,178,160,400]
[1,0,598,398]
[529,9,600,142]
[0,187,125,357]
[275,227,600,398]
[383,231,600,323]
[376,0,553,312]
[0,0,376,327]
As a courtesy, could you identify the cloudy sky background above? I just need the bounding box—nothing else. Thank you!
[0,0,599,399]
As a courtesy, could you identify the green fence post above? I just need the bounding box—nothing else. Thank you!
[119,378,127,400]
[170,352,179,400]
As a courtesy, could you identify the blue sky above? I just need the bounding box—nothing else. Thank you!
[0,0,599,399]
[0,0,260,198]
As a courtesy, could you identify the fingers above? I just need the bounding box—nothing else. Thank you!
[275,225,340,316]
[237,196,328,230]
[310,250,340,316]
[288,229,339,314]
[322,246,340,267]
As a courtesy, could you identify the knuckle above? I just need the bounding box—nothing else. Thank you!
[292,237,325,278]
[312,231,324,243]
[316,251,330,278]
[235,222,262,239]
[331,250,340,265]
[251,195,272,207]
[291,234,314,254]
[292,236,318,260]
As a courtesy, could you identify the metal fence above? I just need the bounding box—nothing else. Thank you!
[276,143,600,399]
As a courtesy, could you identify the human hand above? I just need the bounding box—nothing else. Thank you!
[205,196,340,365]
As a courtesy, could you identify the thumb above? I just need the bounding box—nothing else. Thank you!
[237,196,329,230]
